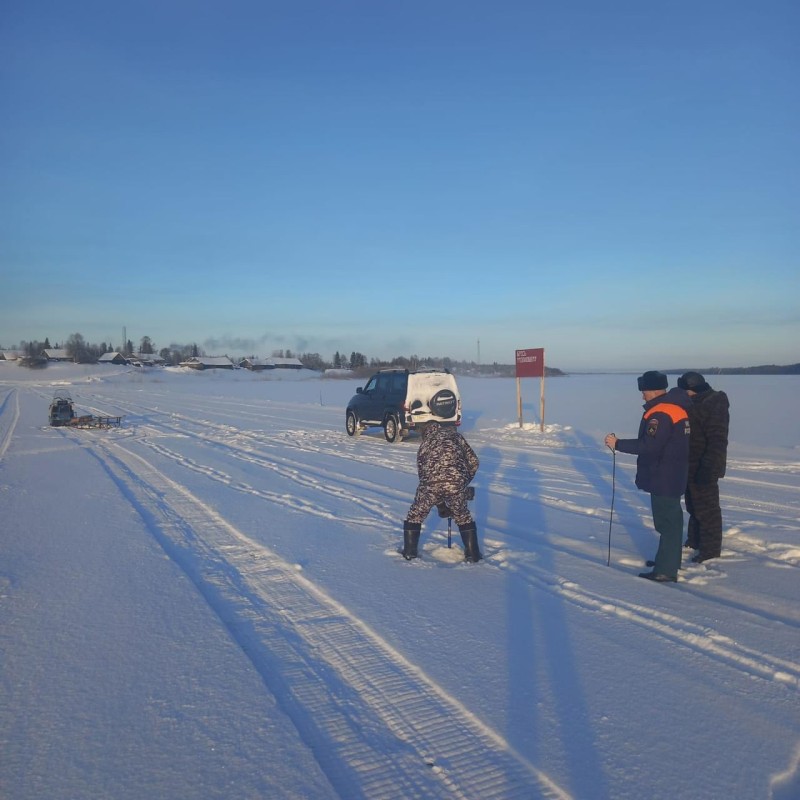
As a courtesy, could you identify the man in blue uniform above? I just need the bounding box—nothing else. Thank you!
[605,371,692,582]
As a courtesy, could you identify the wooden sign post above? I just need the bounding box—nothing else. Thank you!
[515,348,545,432]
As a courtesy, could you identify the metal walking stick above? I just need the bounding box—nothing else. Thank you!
[437,502,453,548]
[607,442,617,566]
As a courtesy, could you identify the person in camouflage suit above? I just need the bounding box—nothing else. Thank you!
[403,421,481,562]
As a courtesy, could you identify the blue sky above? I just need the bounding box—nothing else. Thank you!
[2,1,798,369]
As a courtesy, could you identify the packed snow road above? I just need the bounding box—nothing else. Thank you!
[2,367,799,800]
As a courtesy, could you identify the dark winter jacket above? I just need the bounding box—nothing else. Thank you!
[417,422,479,487]
[687,388,729,483]
[615,387,692,497]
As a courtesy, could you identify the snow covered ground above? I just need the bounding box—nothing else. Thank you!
[1,363,798,800]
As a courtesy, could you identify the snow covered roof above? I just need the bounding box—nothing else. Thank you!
[240,357,305,370]
[99,352,126,363]
[180,356,235,369]
[266,357,304,368]
[43,349,71,360]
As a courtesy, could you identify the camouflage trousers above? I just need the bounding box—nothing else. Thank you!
[406,481,473,527]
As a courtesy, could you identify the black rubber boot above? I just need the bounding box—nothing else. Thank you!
[402,521,421,560]
[458,522,482,563]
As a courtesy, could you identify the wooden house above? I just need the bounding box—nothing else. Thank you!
[179,356,235,370]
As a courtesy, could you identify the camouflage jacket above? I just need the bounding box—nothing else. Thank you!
[417,422,479,487]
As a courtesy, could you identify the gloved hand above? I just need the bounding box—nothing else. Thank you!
[695,464,714,484]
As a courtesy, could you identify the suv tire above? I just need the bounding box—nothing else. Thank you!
[346,410,361,437]
[429,389,458,418]
[384,415,401,443]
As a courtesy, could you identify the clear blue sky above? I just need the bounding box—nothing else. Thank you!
[2,1,798,369]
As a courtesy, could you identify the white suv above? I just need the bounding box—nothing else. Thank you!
[345,368,462,443]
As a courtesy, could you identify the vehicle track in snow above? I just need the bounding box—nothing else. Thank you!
[85,387,800,495]
[480,544,800,688]
[0,388,20,460]
[79,391,800,574]
[72,386,800,578]
[85,434,572,800]
[76,393,413,529]
[60,388,800,694]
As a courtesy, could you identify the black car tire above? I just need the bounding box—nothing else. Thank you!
[346,410,361,437]
[384,415,401,443]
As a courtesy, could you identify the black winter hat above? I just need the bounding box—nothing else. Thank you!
[678,371,711,393]
[637,371,668,391]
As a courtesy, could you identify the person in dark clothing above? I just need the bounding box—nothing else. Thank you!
[678,371,730,563]
[605,371,692,582]
[403,421,481,562]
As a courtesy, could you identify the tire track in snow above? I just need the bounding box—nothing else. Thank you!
[484,546,800,690]
[0,388,20,460]
[89,389,800,534]
[118,400,800,565]
[69,388,800,693]
[81,392,413,526]
[86,391,418,478]
[88,436,571,800]
[131,425,406,527]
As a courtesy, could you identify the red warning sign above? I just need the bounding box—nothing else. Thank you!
[515,348,544,378]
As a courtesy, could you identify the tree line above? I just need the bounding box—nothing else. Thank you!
[6,334,200,366]
[3,332,530,375]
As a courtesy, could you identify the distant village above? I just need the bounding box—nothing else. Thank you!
[0,333,542,376]
[1,334,795,376]
[2,341,324,372]
[0,348,311,372]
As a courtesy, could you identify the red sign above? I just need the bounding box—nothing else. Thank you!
[515,348,544,378]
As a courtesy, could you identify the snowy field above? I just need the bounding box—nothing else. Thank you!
[1,363,798,800]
